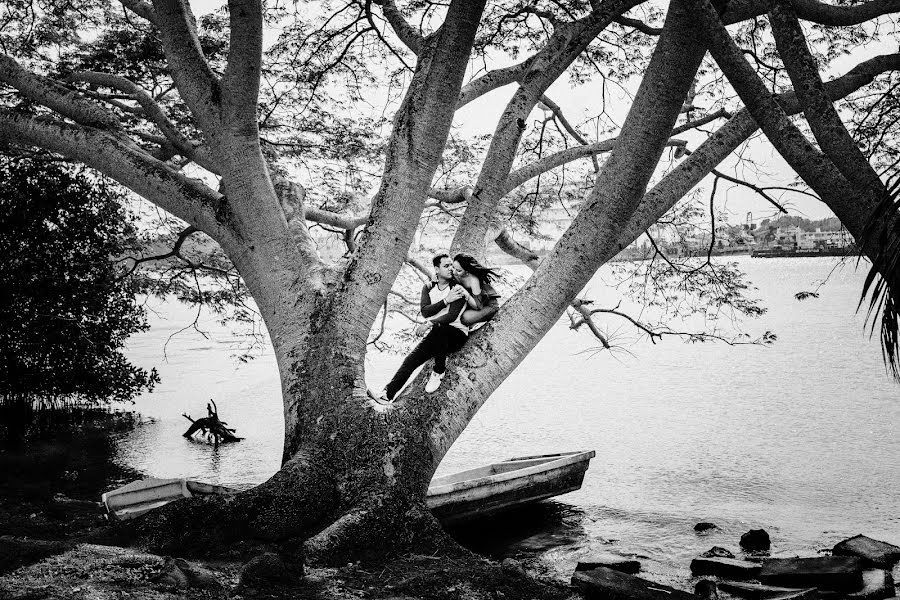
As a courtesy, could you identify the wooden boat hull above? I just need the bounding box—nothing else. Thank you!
[426,451,595,524]
[102,477,235,521]
[102,450,596,524]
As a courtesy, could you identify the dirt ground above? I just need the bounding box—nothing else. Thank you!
[0,409,580,600]
[0,542,579,600]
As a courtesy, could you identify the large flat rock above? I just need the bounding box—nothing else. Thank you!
[572,565,697,600]
[691,557,763,579]
[759,556,863,591]
[833,536,900,569]
[576,553,641,574]
[845,569,895,600]
[719,581,817,600]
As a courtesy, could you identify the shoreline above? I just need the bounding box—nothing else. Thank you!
[0,407,573,599]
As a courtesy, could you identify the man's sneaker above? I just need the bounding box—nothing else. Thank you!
[424,371,445,393]
[369,388,392,404]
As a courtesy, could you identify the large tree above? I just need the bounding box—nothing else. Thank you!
[1,0,898,562]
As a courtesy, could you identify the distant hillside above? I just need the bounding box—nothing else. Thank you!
[758,215,843,232]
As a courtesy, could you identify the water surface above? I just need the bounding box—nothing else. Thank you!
[120,257,900,583]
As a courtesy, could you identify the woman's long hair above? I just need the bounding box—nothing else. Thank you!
[453,253,501,285]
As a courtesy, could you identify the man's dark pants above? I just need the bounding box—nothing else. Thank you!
[385,324,467,400]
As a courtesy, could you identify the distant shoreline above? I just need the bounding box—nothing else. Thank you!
[750,246,860,258]
[487,246,860,264]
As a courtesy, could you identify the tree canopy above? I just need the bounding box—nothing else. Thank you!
[1,0,899,562]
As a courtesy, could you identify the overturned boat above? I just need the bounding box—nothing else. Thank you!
[102,450,596,523]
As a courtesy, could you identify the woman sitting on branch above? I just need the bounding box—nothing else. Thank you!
[451,253,501,327]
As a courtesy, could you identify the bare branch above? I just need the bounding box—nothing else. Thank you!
[709,166,788,213]
[671,107,732,135]
[306,206,369,230]
[495,229,540,266]
[540,94,600,171]
[364,0,415,70]
[569,301,611,348]
[118,226,198,277]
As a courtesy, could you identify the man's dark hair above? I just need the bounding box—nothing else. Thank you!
[432,253,450,267]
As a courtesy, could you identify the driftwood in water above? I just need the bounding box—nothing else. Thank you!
[182,400,242,447]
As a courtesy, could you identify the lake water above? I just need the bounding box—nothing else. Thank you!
[118,256,900,585]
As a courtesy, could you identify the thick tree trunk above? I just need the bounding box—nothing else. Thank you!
[134,306,456,563]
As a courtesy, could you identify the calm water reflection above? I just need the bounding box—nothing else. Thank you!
[120,257,900,583]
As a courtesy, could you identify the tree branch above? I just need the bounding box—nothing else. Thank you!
[670,107,732,135]
[306,206,369,230]
[768,0,885,195]
[0,110,233,244]
[65,71,197,159]
[373,0,423,54]
[503,138,686,195]
[457,60,532,109]
[118,225,198,277]
[223,0,263,126]
[428,185,473,204]
[495,229,541,266]
[120,0,157,23]
[0,54,120,130]
[723,0,900,26]
[540,93,600,171]
[615,51,900,254]
[709,166,788,213]
[615,15,663,35]
[569,301,611,348]
[150,0,222,129]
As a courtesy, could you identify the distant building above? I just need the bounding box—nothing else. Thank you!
[771,226,854,250]
[796,228,854,250]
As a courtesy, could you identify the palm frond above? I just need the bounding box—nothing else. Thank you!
[858,189,900,380]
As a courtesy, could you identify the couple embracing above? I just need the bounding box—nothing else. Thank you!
[374,253,500,404]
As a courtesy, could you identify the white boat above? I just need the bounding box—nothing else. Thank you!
[101,478,236,521]
[425,450,596,524]
[103,450,596,523]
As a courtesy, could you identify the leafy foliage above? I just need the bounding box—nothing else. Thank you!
[0,157,159,406]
